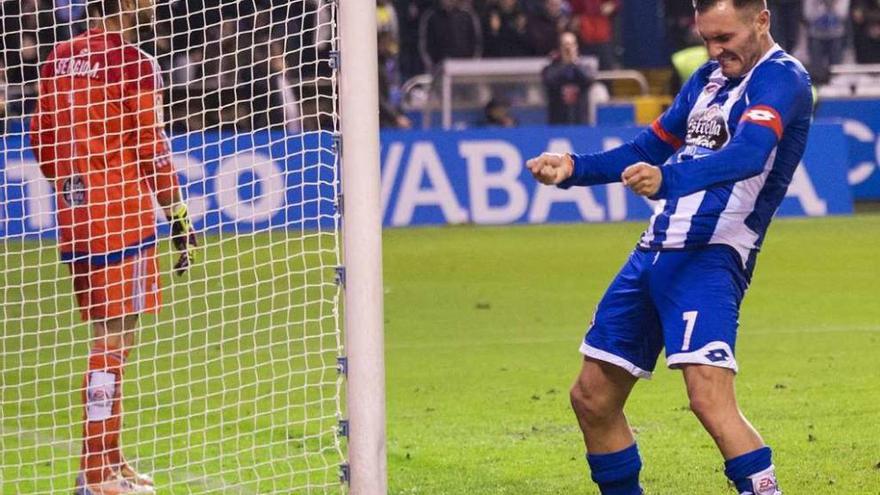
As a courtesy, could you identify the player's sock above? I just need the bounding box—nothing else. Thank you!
[586,443,643,495]
[81,342,129,484]
[724,446,781,495]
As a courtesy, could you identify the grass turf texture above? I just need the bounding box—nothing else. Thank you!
[2,214,879,493]
[382,215,880,495]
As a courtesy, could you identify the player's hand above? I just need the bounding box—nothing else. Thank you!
[622,162,662,197]
[170,203,198,276]
[526,152,573,185]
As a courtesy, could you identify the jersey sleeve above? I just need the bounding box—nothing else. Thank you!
[30,59,60,179]
[654,60,813,199]
[650,63,710,151]
[122,49,179,208]
[558,64,710,189]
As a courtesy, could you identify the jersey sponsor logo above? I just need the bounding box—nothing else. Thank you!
[62,175,87,206]
[686,104,730,151]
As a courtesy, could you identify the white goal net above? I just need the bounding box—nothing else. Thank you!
[0,0,349,493]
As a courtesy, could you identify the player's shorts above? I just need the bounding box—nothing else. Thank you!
[68,247,161,321]
[581,245,749,379]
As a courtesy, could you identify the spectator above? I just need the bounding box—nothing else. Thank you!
[670,28,709,92]
[377,0,400,39]
[378,0,404,112]
[395,0,434,79]
[479,96,518,127]
[769,0,803,53]
[665,0,697,52]
[526,0,573,56]
[569,0,620,69]
[542,31,594,125]
[378,31,412,129]
[483,0,531,57]
[852,0,880,63]
[53,0,88,40]
[419,0,482,71]
[0,61,7,133]
[268,41,303,133]
[804,0,850,74]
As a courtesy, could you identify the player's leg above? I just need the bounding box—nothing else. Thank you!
[570,358,643,495]
[682,364,779,495]
[73,249,160,494]
[82,315,138,485]
[573,250,663,495]
[570,357,638,452]
[651,246,780,494]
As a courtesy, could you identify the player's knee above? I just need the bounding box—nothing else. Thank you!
[687,384,736,429]
[687,392,719,423]
[569,382,616,426]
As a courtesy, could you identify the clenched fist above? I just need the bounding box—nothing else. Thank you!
[622,162,662,197]
[526,152,574,185]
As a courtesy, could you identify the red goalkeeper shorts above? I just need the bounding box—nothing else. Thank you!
[69,247,161,321]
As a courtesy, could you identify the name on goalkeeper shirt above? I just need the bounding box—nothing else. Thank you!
[54,57,102,79]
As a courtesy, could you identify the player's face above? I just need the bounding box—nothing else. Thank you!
[695,2,771,78]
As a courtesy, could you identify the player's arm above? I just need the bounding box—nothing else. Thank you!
[130,89,180,214]
[529,65,698,187]
[29,65,59,180]
[639,64,812,199]
[126,57,197,275]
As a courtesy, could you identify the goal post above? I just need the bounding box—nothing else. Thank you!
[338,0,388,494]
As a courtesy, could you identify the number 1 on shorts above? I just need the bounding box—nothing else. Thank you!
[682,311,699,351]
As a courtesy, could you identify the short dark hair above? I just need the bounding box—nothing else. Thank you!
[88,0,120,16]
[692,0,766,13]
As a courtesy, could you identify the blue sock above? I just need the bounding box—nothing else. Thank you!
[586,443,643,495]
[724,446,779,494]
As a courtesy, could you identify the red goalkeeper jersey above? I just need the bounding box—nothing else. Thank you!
[30,28,178,264]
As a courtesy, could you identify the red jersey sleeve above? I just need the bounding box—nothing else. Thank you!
[30,58,60,179]
[122,48,179,208]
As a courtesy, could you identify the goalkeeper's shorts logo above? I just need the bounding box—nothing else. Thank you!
[62,175,87,206]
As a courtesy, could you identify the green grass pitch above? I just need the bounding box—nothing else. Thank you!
[2,214,879,494]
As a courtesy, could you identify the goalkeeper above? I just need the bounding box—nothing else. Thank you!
[29,0,197,493]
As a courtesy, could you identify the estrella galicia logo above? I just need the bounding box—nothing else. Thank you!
[62,175,87,206]
[686,104,730,151]
[705,348,730,363]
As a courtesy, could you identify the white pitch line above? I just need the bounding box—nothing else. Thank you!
[0,423,255,494]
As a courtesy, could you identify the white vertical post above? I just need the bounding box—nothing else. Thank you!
[338,1,387,495]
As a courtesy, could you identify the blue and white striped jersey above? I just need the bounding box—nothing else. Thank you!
[562,45,813,274]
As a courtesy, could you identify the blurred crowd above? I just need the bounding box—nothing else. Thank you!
[1,0,333,133]
[1,0,879,133]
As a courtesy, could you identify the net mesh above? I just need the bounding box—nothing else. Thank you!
[1,0,345,493]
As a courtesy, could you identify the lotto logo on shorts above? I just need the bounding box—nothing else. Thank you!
[704,348,730,363]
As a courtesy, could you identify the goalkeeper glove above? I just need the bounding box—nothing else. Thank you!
[169,203,198,276]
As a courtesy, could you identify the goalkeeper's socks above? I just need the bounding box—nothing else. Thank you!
[724,446,781,495]
[81,342,129,483]
[586,443,643,495]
